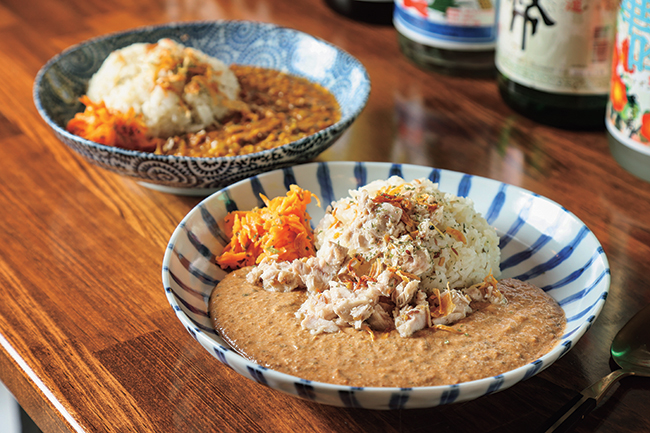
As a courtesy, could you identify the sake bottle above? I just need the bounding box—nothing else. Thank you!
[324,0,394,25]
[393,0,498,76]
[495,0,617,130]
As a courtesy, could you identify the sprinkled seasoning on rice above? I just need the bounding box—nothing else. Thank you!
[316,176,501,292]
[86,38,240,138]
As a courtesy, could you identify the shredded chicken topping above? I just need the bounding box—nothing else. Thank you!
[244,176,504,338]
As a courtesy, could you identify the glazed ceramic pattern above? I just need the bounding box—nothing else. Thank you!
[33,21,370,194]
[161,162,610,410]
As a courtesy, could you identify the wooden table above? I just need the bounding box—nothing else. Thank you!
[0,0,648,431]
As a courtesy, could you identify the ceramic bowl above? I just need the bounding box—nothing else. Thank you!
[33,21,370,195]
[162,161,610,409]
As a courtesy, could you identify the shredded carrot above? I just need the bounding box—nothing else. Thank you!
[216,185,320,270]
[66,96,160,152]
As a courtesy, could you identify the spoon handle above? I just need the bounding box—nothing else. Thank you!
[536,369,632,433]
[536,393,597,433]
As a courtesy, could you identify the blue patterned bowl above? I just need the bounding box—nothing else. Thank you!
[162,161,610,409]
[33,21,370,195]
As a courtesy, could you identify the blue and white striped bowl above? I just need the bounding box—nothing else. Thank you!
[162,161,610,409]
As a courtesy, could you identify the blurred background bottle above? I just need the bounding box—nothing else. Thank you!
[393,0,497,76]
[606,0,650,182]
[324,0,394,25]
[495,0,617,130]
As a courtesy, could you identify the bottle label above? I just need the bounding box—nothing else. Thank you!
[393,0,497,50]
[606,0,650,158]
[495,0,617,94]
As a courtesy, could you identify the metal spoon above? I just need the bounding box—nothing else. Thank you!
[537,303,650,433]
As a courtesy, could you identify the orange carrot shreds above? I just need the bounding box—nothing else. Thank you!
[66,96,160,152]
[216,185,321,270]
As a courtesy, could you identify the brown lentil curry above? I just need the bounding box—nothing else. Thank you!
[209,268,566,388]
[157,65,341,157]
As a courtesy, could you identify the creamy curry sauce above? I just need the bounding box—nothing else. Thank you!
[209,267,566,388]
[158,65,341,157]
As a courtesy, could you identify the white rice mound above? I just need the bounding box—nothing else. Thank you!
[86,38,240,138]
[314,176,501,293]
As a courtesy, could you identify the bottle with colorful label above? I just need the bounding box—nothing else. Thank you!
[606,0,650,181]
[495,0,617,129]
[393,0,497,75]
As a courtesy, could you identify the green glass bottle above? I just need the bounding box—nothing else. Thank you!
[324,0,394,25]
[495,0,617,130]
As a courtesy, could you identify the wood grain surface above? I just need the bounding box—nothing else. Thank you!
[0,0,648,432]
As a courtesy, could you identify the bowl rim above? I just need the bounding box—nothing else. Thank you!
[32,19,371,163]
[161,161,611,398]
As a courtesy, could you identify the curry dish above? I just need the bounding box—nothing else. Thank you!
[208,178,566,387]
[210,269,565,387]
[67,52,341,158]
